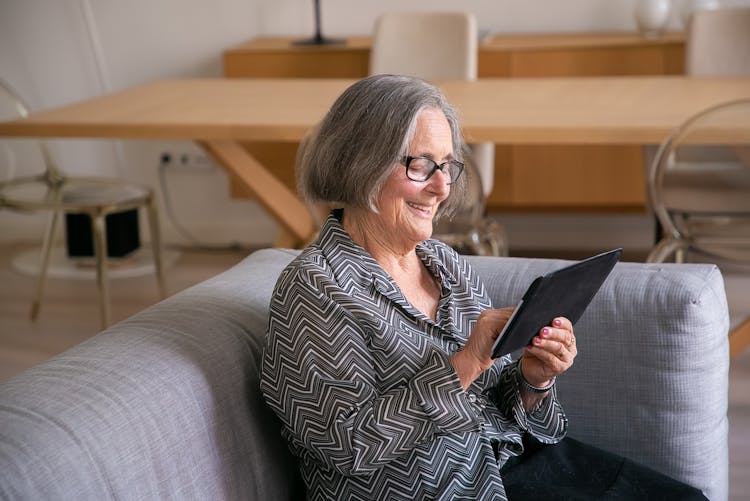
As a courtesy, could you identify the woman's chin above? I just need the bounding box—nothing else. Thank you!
[414,226,435,243]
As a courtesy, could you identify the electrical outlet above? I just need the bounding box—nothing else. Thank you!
[178,152,212,169]
[160,151,213,170]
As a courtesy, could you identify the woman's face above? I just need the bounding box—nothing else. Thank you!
[375,107,453,249]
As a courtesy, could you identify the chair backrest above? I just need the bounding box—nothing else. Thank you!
[0,79,61,183]
[369,11,478,81]
[685,6,750,75]
[647,98,750,259]
[369,11,493,196]
[368,12,502,254]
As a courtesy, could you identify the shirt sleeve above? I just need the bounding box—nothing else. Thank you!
[429,241,567,444]
[260,264,482,477]
[486,359,568,444]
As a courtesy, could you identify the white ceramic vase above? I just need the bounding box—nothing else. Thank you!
[634,0,673,38]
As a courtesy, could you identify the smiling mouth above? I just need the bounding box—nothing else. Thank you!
[407,202,434,216]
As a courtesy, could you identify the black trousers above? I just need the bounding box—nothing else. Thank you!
[500,436,708,500]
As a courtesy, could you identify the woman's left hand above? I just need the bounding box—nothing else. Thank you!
[520,316,577,387]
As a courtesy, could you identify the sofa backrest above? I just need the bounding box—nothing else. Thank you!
[469,254,729,501]
[0,248,729,500]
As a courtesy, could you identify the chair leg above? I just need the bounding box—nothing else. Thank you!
[91,211,111,329]
[30,210,60,321]
[146,199,167,298]
[674,246,687,264]
[647,237,684,263]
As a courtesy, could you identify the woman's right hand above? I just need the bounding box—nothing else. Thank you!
[451,307,515,390]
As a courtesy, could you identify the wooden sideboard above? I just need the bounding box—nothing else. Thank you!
[223,32,685,212]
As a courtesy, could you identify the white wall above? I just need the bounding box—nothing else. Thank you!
[1,0,745,251]
[0,0,269,248]
[263,0,680,37]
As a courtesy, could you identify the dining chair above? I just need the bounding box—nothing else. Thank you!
[647,5,750,263]
[685,6,750,76]
[427,151,508,257]
[646,98,750,264]
[369,11,507,256]
[0,79,166,328]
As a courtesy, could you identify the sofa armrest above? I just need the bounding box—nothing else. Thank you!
[467,256,730,501]
[0,248,303,501]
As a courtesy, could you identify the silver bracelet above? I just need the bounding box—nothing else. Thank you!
[517,358,556,394]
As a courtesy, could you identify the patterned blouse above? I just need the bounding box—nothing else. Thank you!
[260,211,567,500]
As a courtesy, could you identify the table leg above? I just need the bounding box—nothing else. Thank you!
[200,140,316,248]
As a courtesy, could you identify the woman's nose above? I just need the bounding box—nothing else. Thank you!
[427,169,451,195]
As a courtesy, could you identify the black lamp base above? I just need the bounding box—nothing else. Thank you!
[292,0,343,46]
[292,35,345,46]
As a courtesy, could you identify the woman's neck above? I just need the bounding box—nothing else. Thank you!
[341,208,419,274]
[341,208,440,320]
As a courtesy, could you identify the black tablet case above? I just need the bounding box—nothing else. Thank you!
[491,248,622,359]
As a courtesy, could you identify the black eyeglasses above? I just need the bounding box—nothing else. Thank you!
[401,156,464,184]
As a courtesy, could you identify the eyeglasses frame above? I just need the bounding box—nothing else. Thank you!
[401,156,465,184]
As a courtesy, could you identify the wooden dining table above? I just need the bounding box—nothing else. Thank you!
[1,76,749,246]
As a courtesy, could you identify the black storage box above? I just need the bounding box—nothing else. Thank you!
[65,209,141,258]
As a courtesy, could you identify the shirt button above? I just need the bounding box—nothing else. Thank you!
[468,394,477,403]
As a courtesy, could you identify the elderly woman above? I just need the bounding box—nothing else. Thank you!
[260,74,706,500]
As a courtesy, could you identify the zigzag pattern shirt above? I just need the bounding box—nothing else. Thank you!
[261,211,568,500]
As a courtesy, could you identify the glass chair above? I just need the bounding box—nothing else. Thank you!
[0,79,166,328]
[646,98,750,264]
[432,151,508,256]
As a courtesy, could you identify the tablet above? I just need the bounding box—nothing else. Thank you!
[491,248,622,359]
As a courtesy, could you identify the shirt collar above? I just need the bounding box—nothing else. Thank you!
[315,210,456,325]
[315,209,383,292]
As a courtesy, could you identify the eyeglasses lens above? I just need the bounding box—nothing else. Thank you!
[406,157,461,183]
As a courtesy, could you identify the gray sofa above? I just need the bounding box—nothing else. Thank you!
[0,248,730,500]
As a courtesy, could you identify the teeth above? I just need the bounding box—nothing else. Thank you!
[408,202,431,212]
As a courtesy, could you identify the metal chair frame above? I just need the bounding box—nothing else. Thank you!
[0,79,166,327]
[646,98,750,264]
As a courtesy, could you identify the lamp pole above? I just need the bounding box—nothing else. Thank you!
[293,0,344,45]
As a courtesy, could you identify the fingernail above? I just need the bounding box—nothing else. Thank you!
[534,337,542,345]
[554,319,562,326]
[542,328,550,336]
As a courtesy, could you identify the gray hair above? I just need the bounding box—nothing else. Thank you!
[297,74,468,218]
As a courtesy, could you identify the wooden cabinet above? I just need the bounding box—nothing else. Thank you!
[223,32,685,212]
[223,36,371,78]
[478,32,684,77]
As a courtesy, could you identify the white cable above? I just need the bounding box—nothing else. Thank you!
[157,158,246,251]
[79,0,110,93]
[79,0,126,178]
